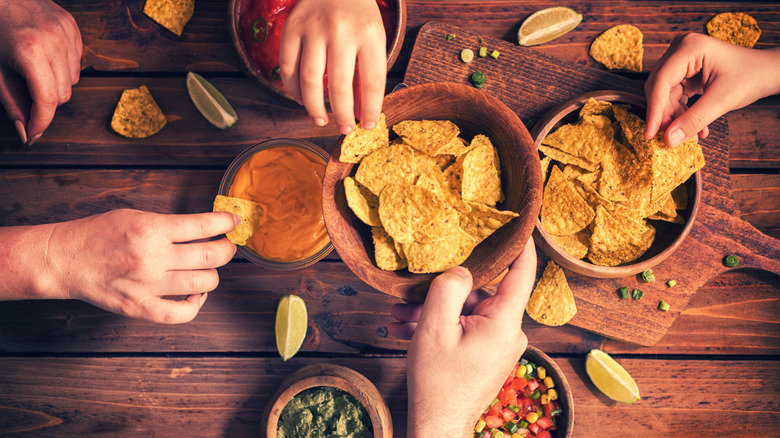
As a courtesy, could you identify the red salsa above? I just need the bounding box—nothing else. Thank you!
[474,358,565,438]
[237,0,397,94]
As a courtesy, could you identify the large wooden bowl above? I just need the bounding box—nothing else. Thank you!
[322,82,542,302]
[523,345,574,437]
[228,0,407,102]
[531,90,702,278]
[263,363,392,438]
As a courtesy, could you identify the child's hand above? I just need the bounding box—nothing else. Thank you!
[280,0,387,135]
[0,0,82,145]
[645,33,780,147]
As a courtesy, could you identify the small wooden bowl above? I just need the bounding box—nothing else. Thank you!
[531,90,702,278]
[263,363,392,438]
[228,0,407,102]
[524,345,575,437]
[322,82,543,302]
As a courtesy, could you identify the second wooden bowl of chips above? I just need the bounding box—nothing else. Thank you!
[531,90,703,278]
[322,82,542,302]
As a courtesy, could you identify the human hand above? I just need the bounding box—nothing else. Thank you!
[644,32,780,147]
[391,237,537,437]
[0,0,82,146]
[280,0,387,135]
[38,209,238,324]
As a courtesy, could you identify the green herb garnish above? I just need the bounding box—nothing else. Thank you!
[666,279,677,288]
[724,254,739,267]
[618,286,630,299]
[529,389,541,400]
[641,269,655,283]
[658,301,670,311]
[478,46,488,57]
[470,71,486,88]
[631,289,644,300]
[252,18,268,42]
[490,50,500,59]
[446,33,456,40]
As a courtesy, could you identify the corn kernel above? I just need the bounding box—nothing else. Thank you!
[512,434,523,438]
[540,394,550,404]
[516,366,525,378]
[544,376,555,389]
[474,418,486,433]
[537,366,546,379]
[526,411,539,423]
[548,388,558,401]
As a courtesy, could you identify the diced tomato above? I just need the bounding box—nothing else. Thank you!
[485,415,504,429]
[527,422,542,435]
[501,407,516,422]
[535,430,553,438]
[526,379,539,392]
[519,396,534,413]
[542,402,553,418]
[535,416,554,430]
[499,387,517,406]
[537,382,547,393]
[511,376,528,391]
[488,402,502,418]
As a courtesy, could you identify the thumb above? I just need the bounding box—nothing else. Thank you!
[664,84,730,147]
[416,266,473,330]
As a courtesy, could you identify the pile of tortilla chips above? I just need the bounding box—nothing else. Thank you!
[539,98,705,267]
[589,24,644,72]
[707,12,762,48]
[339,115,519,274]
[213,194,263,246]
[110,85,167,138]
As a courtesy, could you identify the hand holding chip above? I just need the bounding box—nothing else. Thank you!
[644,32,780,147]
[280,0,387,135]
[391,237,536,436]
[0,0,82,145]
[0,209,238,324]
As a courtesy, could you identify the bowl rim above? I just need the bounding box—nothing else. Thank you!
[321,82,543,301]
[227,0,407,102]
[218,138,334,270]
[531,90,702,278]
[263,363,392,438]
[523,344,575,438]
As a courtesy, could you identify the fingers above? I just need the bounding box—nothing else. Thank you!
[168,238,237,270]
[0,68,31,142]
[327,40,358,134]
[16,58,59,145]
[388,321,417,340]
[390,301,423,322]
[136,293,208,324]
[354,36,386,130]
[416,266,473,330]
[161,268,221,296]
[280,23,304,105]
[298,36,329,127]
[162,211,241,243]
[489,237,537,322]
[664,82,731,147]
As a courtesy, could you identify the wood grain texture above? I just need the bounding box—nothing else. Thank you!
[0,357,777,437]
[404,21,780,346]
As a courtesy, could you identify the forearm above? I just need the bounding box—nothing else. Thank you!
[0,223,64,300]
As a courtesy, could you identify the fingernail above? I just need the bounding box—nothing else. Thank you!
[340,125,354,135]
[232,213,241,226]
[200,292,209,307]
[13,120,27,144]
[667,128,685,147]
[27,133,42,146]
[362,121,376,130]
[448,266,471,279]
[313,117,327,127]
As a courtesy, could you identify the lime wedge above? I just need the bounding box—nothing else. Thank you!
[275,294,308,361]
[518,7,583,46]
[585,349,641,403]
[186,71,238,129]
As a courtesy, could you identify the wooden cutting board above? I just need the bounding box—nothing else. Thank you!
[403,22,780,346]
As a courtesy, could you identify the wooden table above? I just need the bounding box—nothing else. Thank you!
[0,1,777,436]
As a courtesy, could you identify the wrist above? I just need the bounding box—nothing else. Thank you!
[0,223,65,300]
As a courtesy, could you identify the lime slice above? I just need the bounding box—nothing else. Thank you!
[275,294,308,361]
[186,71,238,129]
[518,7,583,46]
[585,349,641,403]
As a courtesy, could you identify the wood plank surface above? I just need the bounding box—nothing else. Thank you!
[0,357,777,437]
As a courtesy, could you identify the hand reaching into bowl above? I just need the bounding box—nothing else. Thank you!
[0,0,82,146]
[0,210,238,324]
[280,0,387,135]
[644,32,780,147]
[390,237,536,437]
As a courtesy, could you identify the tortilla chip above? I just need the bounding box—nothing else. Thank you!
[213,195,262,246]
[542,114,614,165]
[143,0,194,36]
[650,136,705,203]
[550,229,591,259]
[355,143,415,196]
[110,85,167,138]
[612,104,655,161]
[378,184,454,244]
[403,227,477,274]
[599,140,653,205]
[392,120,460,156]
[648,210,685,224]
[540,156,552,184]
[579,98,613,118]
[372,226,407,270]
[460,135,504,206]
[415,171,470,213]
[526,261,577,326]
[458,201,519,244]
[588,205,655,266]
[562,164,589,181]
[538,145,599,172]
[338,113,389,163]
[589,24,644,72]
[434,136,474,156]
[541,166,595,236]
[707,12,761,48]
[344,177,381,227]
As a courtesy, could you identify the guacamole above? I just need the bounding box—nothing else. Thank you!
[277,386,372,438]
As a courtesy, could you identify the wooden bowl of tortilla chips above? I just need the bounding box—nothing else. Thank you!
[322,82,542,302]
[531,90,703,278]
